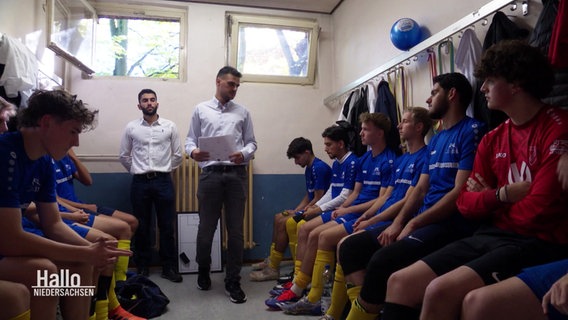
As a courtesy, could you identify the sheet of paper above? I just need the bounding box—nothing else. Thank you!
[198,134,237,161]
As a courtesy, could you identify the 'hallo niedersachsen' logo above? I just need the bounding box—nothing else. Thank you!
[32,269,95,297]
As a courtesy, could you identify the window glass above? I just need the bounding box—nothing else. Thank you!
[93,4,187,80]
[228,13,319,85]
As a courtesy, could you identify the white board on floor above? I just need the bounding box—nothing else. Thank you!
[177,212,222,273]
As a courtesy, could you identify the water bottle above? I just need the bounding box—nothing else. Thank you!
[320,264,332,315]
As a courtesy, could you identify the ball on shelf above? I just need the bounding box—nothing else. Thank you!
[390,18,422,51]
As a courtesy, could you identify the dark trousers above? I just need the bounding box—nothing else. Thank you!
[196,166,247,283]
[130,173,177,269]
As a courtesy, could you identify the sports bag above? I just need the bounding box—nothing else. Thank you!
[115,274,170,318]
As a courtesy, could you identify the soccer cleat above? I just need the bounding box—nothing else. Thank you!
[250,266,279,281]
[279,296,322,315]
[108,305,147,320]
[265,288,302,310]
[269,281,293,296]
[277,270,294,284]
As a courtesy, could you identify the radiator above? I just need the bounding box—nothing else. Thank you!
[173,155,255,249]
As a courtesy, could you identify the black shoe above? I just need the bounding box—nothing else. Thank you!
[137,266,149,277]
[197,271,211,290]
[277,270,293,284]
[161,268,183,283]
[225,281,247,304]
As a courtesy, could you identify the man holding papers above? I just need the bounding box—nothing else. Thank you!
[185,66,258,304]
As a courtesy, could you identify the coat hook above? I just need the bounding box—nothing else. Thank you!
[481,18,489,26]
[510,1,518,11]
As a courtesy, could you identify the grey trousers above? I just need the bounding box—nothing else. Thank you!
[196,166,248,283]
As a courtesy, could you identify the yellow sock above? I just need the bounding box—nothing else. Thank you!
[347,285,362,303]
[9,310,30,320]
[294,271,312,291]
[108,273,120,311]
[268,243,283,270]
[89,314,96,320]
[326,263,348,319]
[115,239,131,282]
[95,299,109,320]
[294,259,302,278]
[307,249,335,303]
[345,298,379,320]
[285,217,299,260]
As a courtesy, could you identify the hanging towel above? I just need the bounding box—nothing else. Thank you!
[0,34,38,98]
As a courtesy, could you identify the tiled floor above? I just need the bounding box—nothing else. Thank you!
[146,264,319,320]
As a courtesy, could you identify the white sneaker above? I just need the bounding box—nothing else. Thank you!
[249,266,279,281]
[251,257,269,270]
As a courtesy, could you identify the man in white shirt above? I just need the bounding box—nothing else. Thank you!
[185,66,257,304]
[119,88,183,283]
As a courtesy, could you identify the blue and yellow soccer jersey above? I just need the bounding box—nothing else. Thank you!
[354,148,397,204]
[419,116,486,213]
[53,155,77,200]
[53,155,81,212]
[0,132,56,210]
[305,157,332,201]
[378,145,428,213]
[330,152,359,198]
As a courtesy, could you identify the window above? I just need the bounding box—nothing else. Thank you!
[227,13,319,85]
[46,0,96,74]
[92,3,187,80]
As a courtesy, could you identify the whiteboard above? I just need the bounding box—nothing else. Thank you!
[177,212,222,274]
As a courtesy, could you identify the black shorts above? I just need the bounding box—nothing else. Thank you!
[422,225,568,284]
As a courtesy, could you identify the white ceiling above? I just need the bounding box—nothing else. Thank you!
[166,0,343,14]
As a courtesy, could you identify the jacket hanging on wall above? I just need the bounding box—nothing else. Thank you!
[529,0,568,108]
[455,29,483,118]
[474,11,529,130]
[344,86,369,157]
[375,80,402,155]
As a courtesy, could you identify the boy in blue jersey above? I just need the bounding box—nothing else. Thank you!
[55,148,138,233]
[0,89,131,320]
[340,73,486,320]
[266,123,358,298]
[282,107,432,319]
[50,149,144,319]
[314,107,432,320]
[250,137,331,281]
[267,112,397,310]
[0,97,35,320]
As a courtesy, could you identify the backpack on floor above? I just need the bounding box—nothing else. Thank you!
[115,274,170,318]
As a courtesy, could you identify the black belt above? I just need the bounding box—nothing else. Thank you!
[202,165,246,173]
[134,171,168,179]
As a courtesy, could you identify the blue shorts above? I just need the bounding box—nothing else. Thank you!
[518,259,568,320]
[63,220,91,238]
[94,205,115,216]
[63,213,95,228]
[343,218,392,234]
[321,211,361,225]
[22,217,45,237]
